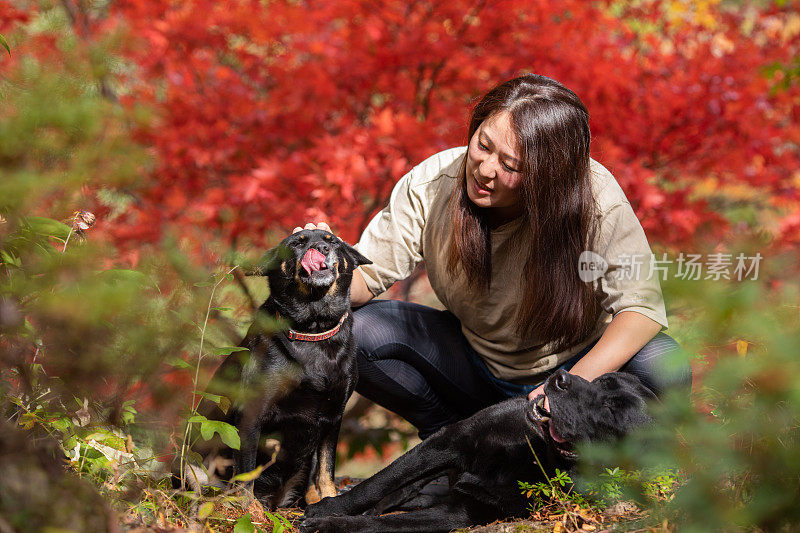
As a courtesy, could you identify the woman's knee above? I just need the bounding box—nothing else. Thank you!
[354,355,461,439]
[622,332,693,396]
[352,300,407,357]
[352,299,461,361]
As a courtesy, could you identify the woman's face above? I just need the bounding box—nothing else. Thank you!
[465,110,524,222]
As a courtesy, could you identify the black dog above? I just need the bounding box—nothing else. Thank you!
[301,370,654,532]
[178,229,371,509]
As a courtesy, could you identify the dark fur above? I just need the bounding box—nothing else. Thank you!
[301,370,654,532]
[177,229,370,509]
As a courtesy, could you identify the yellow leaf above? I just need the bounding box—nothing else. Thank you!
[197,502,214,520]
[667,1,687,17]
[736,340,749,357]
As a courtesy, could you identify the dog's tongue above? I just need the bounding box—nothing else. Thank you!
[549,423,567,443]
[301,248,327,275]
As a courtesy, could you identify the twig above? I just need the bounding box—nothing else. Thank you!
[179,266,238,490]
[232,268,257,311]
[525,436,581,531]
[61,212,80,253]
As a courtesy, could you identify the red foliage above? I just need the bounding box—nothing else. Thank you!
[0,1,29,31]
[10,0,800,250]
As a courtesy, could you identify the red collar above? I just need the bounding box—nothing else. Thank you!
[284,311,349,342]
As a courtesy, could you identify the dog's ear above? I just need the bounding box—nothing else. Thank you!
[617,372,659,403]
[341,242,372,269]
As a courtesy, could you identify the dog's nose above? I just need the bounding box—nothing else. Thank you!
[315,243,331,255]
[554,370,570,391]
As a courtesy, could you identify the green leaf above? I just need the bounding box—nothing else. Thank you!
[185,448,205,466]
[50,417,71,432]
[166,357,193,369]
[193,392,231,414]
[22,216,72,241]
[219,395,231,415]
[18,412,37,429]
[86,430,117,442]
[197,501,214,520]
[97,269,149,286]
[64,435,78,451]
[0,250,21,267]
[231,463,266,483]
[212,346,249,356]
[214,421,241,450]
[278,514,292,528]
[0,34,9,57]
[195,391,222,404]
[233,513,256,533]
[187,414,208,424]
[265,511,284,533]
[199,420,240,450]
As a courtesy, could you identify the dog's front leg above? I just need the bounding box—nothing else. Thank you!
[303,448,322,504]
[306,389,350,504]
[232,386,283,501]
[233,361,302,495]
[306,424,340,504]
[301,503,473,533]
[233,420,260,502]
[305,430,457,518]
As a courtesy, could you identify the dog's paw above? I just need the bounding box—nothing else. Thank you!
[303,496,343,518]
[299,517,330,533]
[299,516,349,533]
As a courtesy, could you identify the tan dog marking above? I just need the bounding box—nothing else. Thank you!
[293,267,311,295]
[305,484,322,505]
[317,448,338,499]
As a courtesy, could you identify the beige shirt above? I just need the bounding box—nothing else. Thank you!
[355,147,668,384]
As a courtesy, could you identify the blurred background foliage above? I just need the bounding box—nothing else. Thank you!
[0,13,208,528]
[580,255,800,531]
[0,0,799,531]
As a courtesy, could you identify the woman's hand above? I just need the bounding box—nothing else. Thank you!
[567,312,662,381]
[293,222,332,233]
[291,221,374,307]
[526,312,661,407]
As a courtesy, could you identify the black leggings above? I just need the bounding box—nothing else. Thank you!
[353,299,692,439]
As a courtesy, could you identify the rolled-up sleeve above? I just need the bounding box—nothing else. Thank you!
[594,201,669,329]
[354,170,427,296]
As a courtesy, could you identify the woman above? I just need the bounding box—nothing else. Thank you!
[295,74,691,439]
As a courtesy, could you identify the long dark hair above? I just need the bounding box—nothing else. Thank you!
[448,74,600,352]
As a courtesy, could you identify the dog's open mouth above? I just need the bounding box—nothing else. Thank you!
[530,395,577,459]
[297,248,335,289]
[300,249,330,277]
